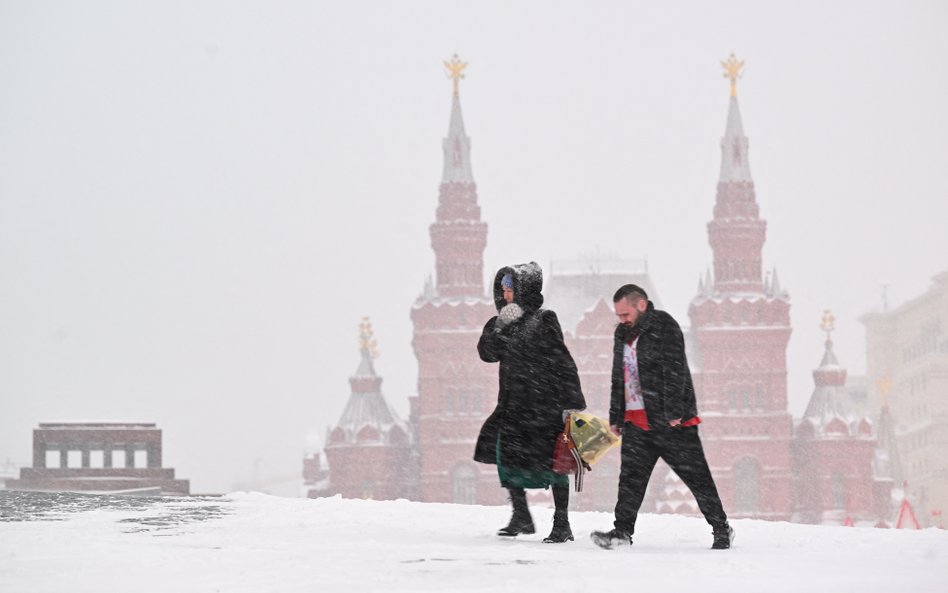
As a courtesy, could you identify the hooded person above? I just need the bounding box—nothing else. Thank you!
[475,261,587,543]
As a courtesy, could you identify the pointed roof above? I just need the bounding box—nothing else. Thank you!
[801,329,867,435]
[441,88,474,183]
[335,384,401,436]
[427,54,488,300]
[771,267,786,297]
[329,319,407,445]
[574,298,617,337]
[702,55,771,295]
[719,95,752,183]
[353,342,377,378]
[815,339,844,378]
[718,54,752,183]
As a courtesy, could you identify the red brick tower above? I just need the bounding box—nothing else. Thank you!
[323,319,412,500]
[688,55,794,520]
[791,311,886,524]
[410,55,498,503]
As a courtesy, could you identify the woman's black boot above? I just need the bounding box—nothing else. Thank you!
[497,488,535,536]
[543,484,573,543]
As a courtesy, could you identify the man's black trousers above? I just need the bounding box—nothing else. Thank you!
[614,423,728,534]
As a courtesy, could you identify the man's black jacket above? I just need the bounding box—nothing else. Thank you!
[609,301,699,429]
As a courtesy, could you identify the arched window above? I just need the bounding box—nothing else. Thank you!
[452,464,477,505]
[443,391,455,415]
[734,458,761,513]
[741,386,751,412]
[726,383,757,413]
[755,385,766,411]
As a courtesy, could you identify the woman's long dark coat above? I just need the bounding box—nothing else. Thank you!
[474,262,586,471]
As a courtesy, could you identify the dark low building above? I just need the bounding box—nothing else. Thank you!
[7,422,189,495]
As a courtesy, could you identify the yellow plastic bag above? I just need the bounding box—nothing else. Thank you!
[569,412,620,465]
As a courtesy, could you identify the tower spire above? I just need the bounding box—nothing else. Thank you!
[719,54,751,183]
[441,53,473,184]
[707,54,766,292]
[805,310,850,419]
[688,54,794,521]
[429,54,487,298]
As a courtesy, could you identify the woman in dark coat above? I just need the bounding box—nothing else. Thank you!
[475,261,586,543]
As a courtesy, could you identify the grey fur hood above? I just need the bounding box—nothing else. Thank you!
[492,261,544,313]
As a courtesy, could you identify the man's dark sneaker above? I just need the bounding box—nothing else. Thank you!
[590,529,632,549]
[711,524,735,549]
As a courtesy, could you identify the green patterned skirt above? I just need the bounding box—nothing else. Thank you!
[496,438,568,489]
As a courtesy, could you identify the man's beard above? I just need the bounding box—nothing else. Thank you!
[616,322,640,343]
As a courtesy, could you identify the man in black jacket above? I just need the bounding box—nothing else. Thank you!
[591,284,734,550]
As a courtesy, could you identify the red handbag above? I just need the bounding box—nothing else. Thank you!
[552,416,588,491]
[552,418,577,474]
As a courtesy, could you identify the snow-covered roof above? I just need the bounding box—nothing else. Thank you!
[37,422,157,428]
[691,292,788,305]
[328,348,408,446]
[413,294,492,309]
[336,391,401,435]
[799,339,873,437]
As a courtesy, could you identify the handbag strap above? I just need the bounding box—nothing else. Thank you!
[571,448,585,492]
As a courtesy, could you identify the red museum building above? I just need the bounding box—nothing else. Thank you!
[304,55,895,526]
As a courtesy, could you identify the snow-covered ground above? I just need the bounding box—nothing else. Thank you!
[2,491,947,593]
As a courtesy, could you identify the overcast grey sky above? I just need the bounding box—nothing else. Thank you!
[2,1,946,495]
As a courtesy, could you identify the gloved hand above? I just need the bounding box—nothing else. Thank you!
[495,303,524,328]
[562,409,582,422]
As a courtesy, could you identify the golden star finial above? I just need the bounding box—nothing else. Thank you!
[820,309,836,342]
[443,53,467,97]
[721,53,744,97]
[359,317,379,359]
